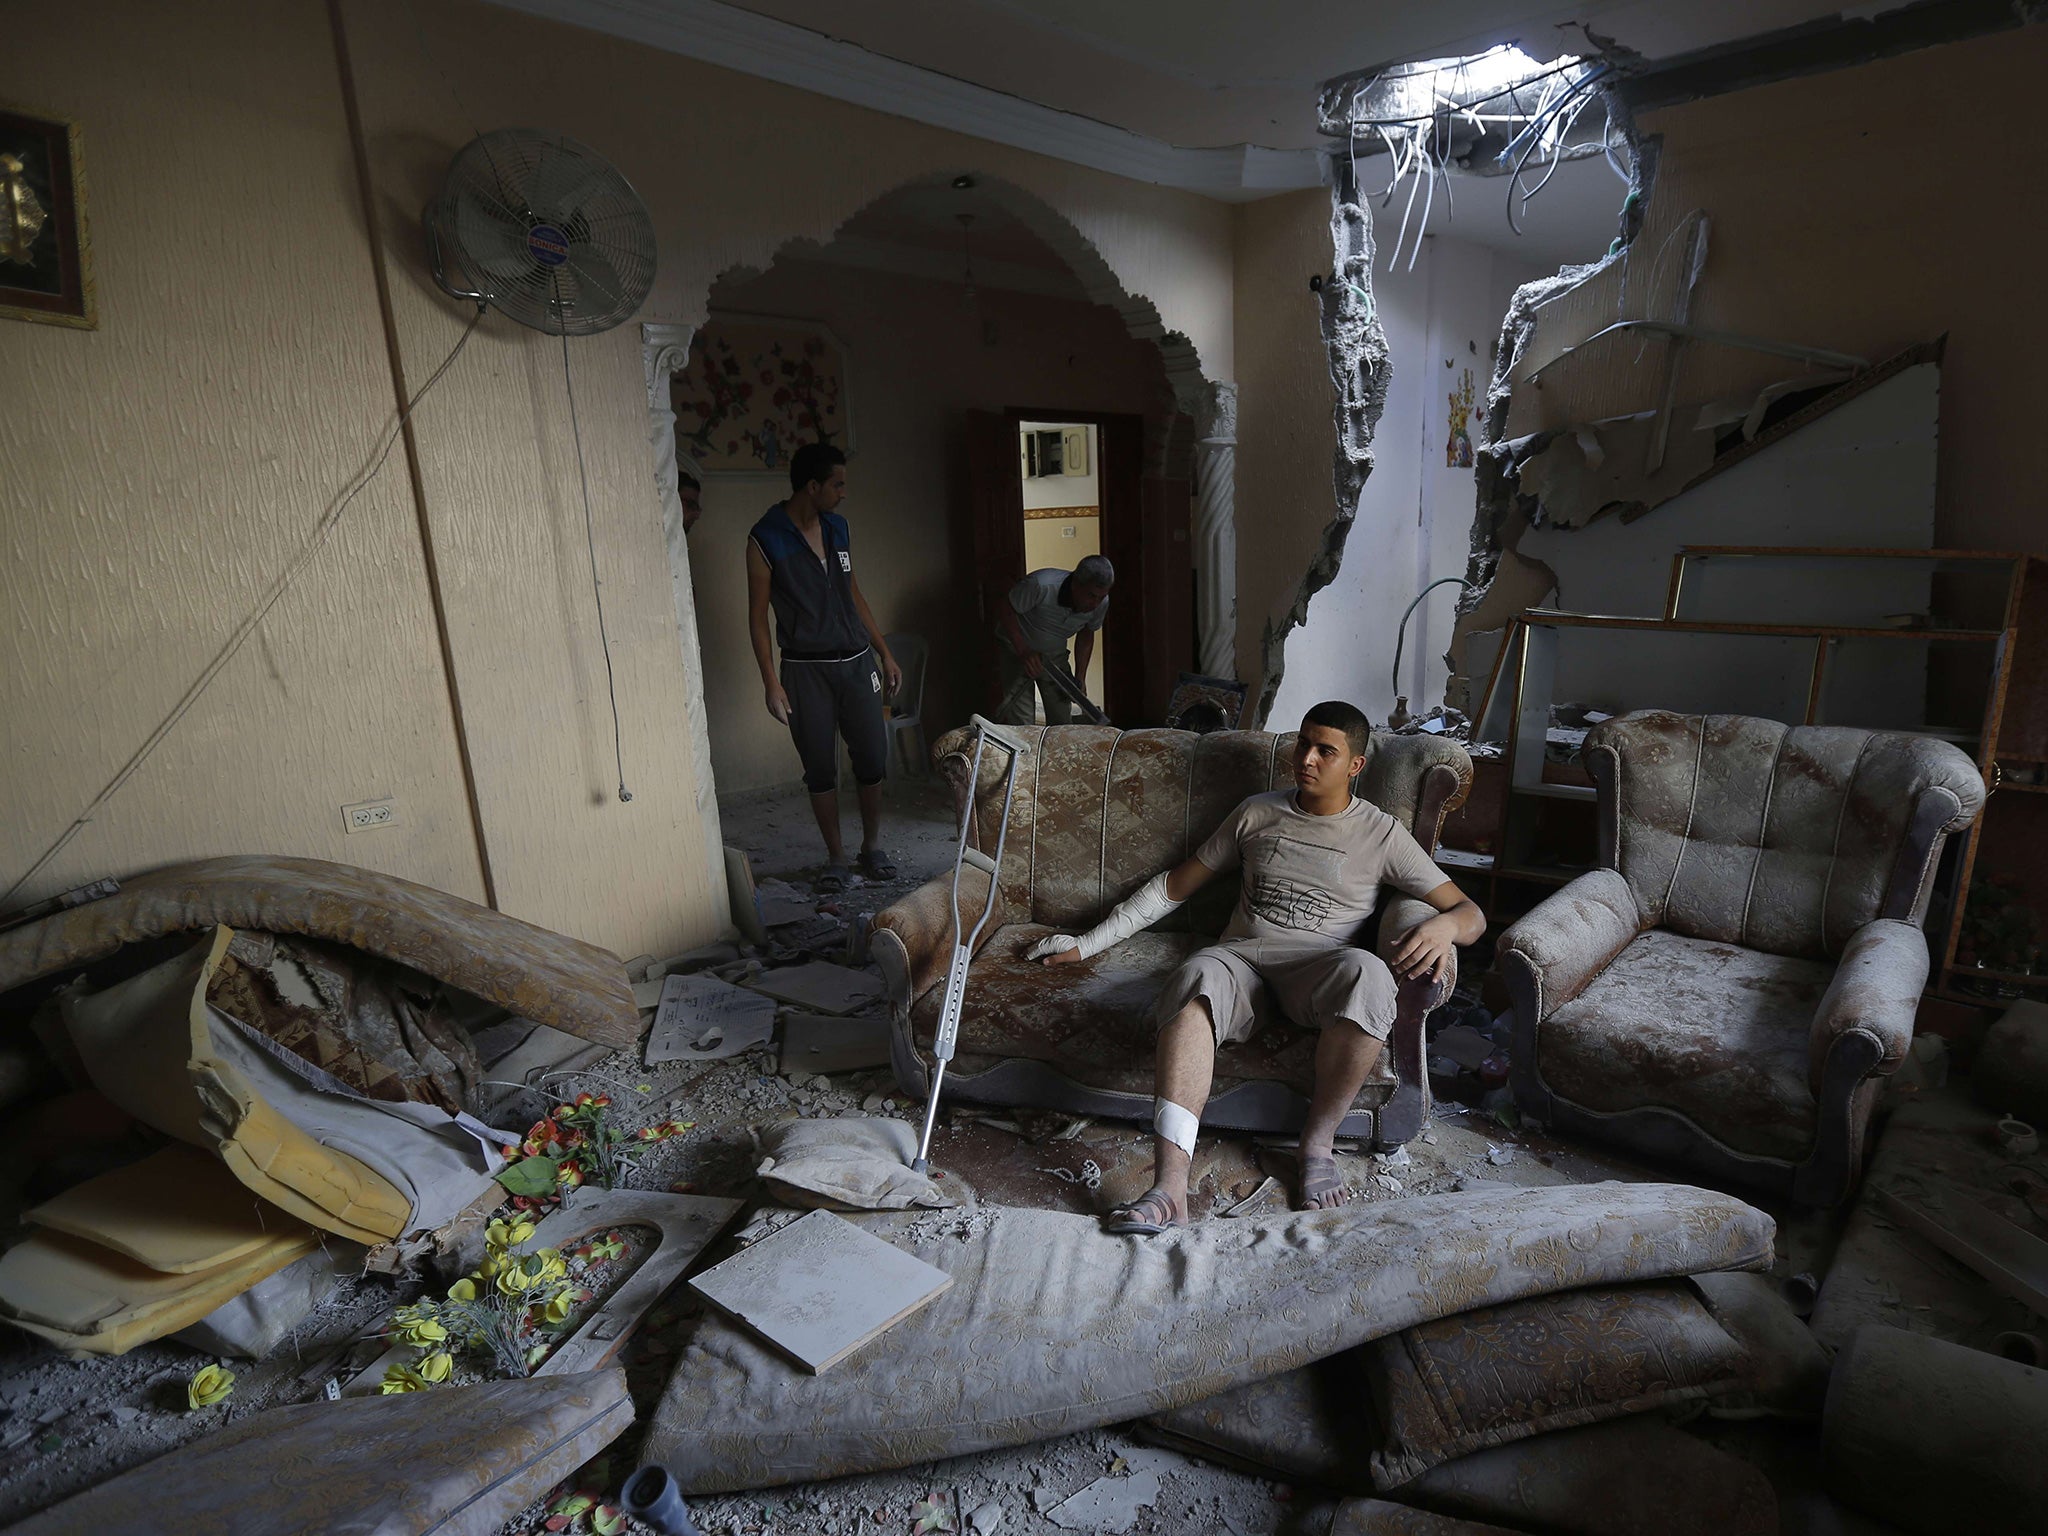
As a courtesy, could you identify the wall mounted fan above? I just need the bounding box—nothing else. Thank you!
[424,130,658,803]
[425,129,655,335]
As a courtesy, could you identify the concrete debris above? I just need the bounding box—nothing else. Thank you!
[778,1011,892,1075]
[1486,1144,1514,1166]
[748,962,884,1016]
[754,878,820,929]
[967,1499,1004,1534]
[1044,1469,1162,1532]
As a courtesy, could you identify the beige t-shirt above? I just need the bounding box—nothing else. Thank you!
[1195,790,1449,946]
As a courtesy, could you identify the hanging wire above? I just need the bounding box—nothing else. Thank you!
[557,320,632,804]
[0,307,487,913]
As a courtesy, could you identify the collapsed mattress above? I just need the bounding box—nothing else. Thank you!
[645,1181,1773,1492]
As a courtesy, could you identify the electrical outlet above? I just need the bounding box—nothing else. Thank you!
[341,798,399,834]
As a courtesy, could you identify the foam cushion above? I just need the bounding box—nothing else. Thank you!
[757,1116,953,1212]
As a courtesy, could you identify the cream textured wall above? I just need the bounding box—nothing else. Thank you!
[688,258,1171,794]
[3,0,1233,960]
[1506,24,2048,556]
[1231,188,1342,709]
[0,0,486,911]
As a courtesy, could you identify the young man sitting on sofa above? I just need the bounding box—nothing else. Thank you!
[1032,700,1485,1230]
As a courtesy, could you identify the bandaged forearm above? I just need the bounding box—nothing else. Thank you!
[1026,872,1183,961]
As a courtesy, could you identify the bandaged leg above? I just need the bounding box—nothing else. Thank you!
[1153,1097,1199,1157]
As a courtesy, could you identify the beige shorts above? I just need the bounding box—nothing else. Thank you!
[1152,937,1399,1044]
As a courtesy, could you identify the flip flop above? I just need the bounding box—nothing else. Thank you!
[814,857,851,894]
[1103,1187,1183,1236]
[1297,1152,1353,1211]
[857,847,897,881]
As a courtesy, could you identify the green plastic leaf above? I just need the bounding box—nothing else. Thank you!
[494,1155,561,1197]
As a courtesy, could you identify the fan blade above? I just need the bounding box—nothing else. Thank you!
[565,245,632,316]
[527,145,610,223]
[454,197,534,283]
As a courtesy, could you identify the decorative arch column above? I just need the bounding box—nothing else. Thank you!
[642,320,730,928]
[1193,380,1238,680]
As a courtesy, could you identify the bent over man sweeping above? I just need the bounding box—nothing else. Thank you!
[1032,700,1484,1230]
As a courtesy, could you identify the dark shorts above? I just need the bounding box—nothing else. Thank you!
[782,651,887,794]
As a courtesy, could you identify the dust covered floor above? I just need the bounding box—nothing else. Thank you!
[0,775,1845,1535]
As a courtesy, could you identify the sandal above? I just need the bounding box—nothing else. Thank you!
[1297,1152,1353,1212]
[857,847,897,881]
[1103,1186,1184,1236]
[814,857,851,894]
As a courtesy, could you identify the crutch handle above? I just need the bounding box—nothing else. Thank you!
[968,715,1028,755]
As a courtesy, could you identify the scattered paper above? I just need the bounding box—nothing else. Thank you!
[645,974,779,1065]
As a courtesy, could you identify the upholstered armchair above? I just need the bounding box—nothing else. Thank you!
[1499,712,1986,1206]
[872,726,1473,1149]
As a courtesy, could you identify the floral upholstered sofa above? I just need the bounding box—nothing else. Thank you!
[871,725,1473,1148]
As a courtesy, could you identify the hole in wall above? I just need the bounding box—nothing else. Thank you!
[1262,47,1640,728]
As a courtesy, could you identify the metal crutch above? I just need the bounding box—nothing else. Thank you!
[911,714,1027,1174]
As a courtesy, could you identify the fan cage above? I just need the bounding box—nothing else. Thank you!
[429,129,656,337]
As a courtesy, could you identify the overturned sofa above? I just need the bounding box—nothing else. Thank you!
[871,725,1472,1146]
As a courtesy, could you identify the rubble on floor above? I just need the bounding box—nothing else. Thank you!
[0,777,2036,1536]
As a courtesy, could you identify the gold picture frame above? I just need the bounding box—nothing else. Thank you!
[1,105,97,330]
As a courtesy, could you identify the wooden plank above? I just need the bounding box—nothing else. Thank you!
[1875,1184,2048,1321]
[688,1209,952,1374]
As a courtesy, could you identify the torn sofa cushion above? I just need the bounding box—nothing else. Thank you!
[0,853,638,1047]
[1362,1281,1752,1489]
[9,1368,633,1536]
[644,1182,1773,1494]
[756,1116,954,1212]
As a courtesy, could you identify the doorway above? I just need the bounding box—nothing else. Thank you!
[1016,419,1106,713]
[963,406,1189,726]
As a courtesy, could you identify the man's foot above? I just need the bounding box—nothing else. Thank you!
[1103,1186,1184,1235]
[814,855,851,893]
[857,846,897,881]
[1296,1151,1353,1211]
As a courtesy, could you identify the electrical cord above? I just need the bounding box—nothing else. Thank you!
[557,325,632,804]
[0,306,486,914]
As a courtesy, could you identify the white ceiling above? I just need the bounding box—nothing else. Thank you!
[657,0,1853,148]
[495,0,1869,196]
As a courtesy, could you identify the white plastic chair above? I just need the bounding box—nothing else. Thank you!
[882,632,929,777]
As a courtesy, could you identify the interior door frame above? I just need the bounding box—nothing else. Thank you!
[998,406,1147,722]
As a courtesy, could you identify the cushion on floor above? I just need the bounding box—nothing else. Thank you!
[1539,929,1830,1162]
[1361,1281,1752,1488]
[1147,1371,1777,1536]
[757,1116,954,1212]
[1332,1502,1532,1536]
[9,1369,633,1536]
[915,923,1395,1101]
[644,1182,1773,1493]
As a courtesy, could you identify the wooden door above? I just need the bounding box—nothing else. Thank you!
[1096,414,1146,723]
[961,410,1025,714]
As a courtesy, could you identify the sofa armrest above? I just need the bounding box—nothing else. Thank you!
[1809,919,1926,1096]
[871,867,1012,1008]
[1372,896,1457,1148]
[1497,868,1644,1022]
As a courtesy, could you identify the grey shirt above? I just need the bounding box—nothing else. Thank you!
[1005,568,1108,655]
[1196,791,1449,946]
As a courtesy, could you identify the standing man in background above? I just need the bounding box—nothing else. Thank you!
[747,443,901,888]
[993,554,1113,727]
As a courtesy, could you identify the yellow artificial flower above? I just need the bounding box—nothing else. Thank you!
[532,1250,567,1284]
[543,1289,574,1324]
[417,1351,454,1383]
[186,1364,235,1410]
[393,1314,448,1348]
[447,1277,479,1303]
[497,1261,533,1297]
[380,1364,428,1394]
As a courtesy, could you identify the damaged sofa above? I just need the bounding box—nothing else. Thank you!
[872,725,1471,1146]
[1499,712,1985,1206]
